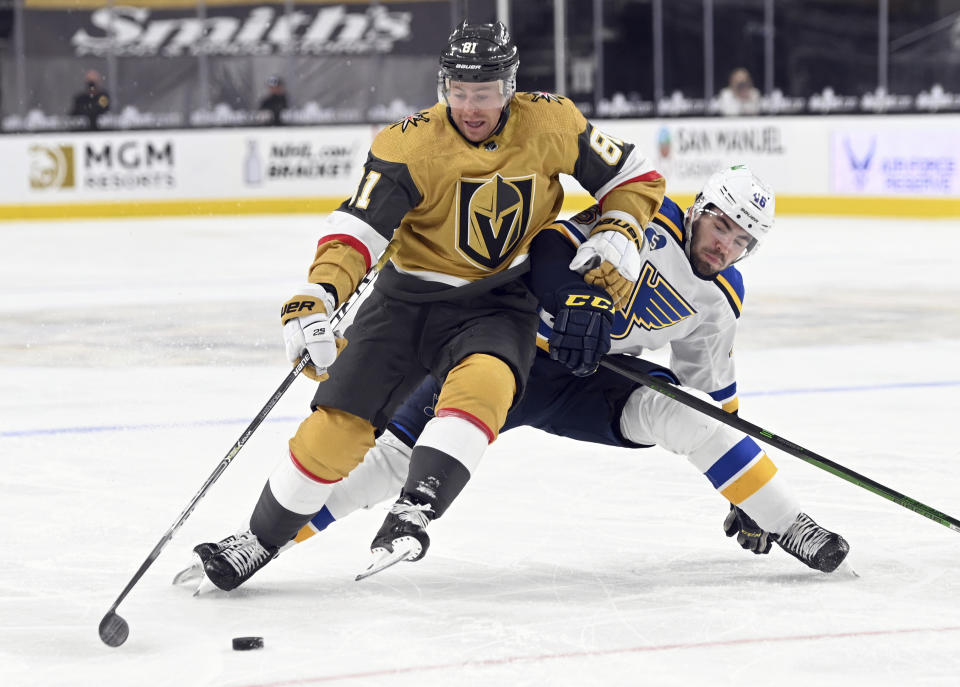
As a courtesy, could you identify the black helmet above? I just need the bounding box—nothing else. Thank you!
[439,21,519,82]
[437,21,519,106]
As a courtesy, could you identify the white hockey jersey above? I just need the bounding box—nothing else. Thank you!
[537,197,745,412]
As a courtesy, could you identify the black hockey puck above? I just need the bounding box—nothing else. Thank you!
[232,636,264,651]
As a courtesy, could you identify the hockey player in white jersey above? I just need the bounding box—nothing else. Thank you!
[186,165,848,590]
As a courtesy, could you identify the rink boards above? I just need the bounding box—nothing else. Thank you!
[2,113,960,220]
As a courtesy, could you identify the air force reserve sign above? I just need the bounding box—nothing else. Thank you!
[456,173,535,270]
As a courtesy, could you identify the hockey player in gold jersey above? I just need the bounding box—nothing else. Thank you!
[196,20,665,590]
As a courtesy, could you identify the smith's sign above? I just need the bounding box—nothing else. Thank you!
[71,4,413,57]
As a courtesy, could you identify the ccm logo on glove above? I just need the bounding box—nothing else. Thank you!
[563,293,615,312]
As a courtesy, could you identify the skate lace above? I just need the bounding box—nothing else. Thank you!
[390,500,434,529]
[220,531,272,575]
[778,514,831,561]
[217,533,240,549]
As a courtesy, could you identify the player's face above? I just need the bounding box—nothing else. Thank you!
[690,207,753,275]
[446,81,506,142]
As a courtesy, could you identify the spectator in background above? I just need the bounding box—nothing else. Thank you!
[259,75,289,126]
[70,69,110,130]
[717,67,760,116]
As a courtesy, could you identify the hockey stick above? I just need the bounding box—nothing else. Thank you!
[599,357,960,534]
[99,246,392,648]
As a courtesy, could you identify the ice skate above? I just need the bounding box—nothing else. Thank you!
[198,529,279,591]
[356,497,433,581]
[774,512,850,573]
[172,534,242,588]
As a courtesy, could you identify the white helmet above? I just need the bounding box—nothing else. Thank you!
[684,163,775,260]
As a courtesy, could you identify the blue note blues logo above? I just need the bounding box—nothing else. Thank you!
[612,262,696,337]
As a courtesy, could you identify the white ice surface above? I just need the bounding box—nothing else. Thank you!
[2,214,960,687]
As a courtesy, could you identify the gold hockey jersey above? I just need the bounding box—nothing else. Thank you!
[308,92,664,304]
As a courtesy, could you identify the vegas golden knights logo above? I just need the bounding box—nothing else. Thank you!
[457,174,535,269]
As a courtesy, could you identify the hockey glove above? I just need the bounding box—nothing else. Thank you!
[548,284,615,377]
[281,284,347,382]
[568,211,644,311]
[723,504,773,555]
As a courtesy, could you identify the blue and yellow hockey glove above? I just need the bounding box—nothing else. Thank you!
[548,284,615,377]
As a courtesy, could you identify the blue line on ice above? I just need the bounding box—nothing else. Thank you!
[0,415,305,438]
[3,379,958,438]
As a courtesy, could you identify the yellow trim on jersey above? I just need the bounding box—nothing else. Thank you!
[550,223,582,247]
[720,455,777,505]
[293,522,319,543]
[714,273,743,313]
[653,210,684,243]
[722,397,740,414]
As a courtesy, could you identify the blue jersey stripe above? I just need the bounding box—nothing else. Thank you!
[710,381,737,402]
[704,436,762,488]
[390,421,419,444]
[556,218,588,243]
[537,318,553,339]
[309,505,336,533]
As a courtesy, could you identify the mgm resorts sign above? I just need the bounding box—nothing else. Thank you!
[29,140,176,191]
[68,4,414,57]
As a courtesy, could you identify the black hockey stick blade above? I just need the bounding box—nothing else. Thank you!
[98,608,129,648]
[599,357,960,534]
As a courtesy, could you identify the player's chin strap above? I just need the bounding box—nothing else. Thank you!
[98,242,396,648]
[599,357,960,535]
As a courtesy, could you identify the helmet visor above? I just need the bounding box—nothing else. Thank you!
[438,76,511,110]
[697,206,757,262]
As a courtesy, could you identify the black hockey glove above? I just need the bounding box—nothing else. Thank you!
[723,504,773,555]
[548,284,615,377]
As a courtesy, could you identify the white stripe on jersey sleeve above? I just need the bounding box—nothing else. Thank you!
[592,147,660,203]
[320,210,391,259]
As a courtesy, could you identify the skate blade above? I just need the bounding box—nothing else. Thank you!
[835,558,859,578]
[172,555,204,586]
[172,554,220,596]
[355,540,420,582]
[192,574,219,597]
